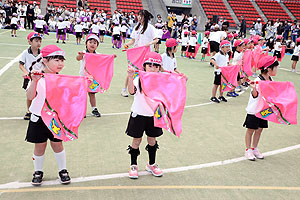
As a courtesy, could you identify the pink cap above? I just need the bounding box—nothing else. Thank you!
[86,34,100,44]
[253,38,258,45]
[296,38,300,43]
[204,31,210,35]
[220,40,230,47]
[276,35,283,40]
[233,33,238,37]
[234,39,244,47]
[244,39,253,45]
[184,31,189,35]
[27,32,43,40]
[191,30,197,35]
[143,52,162,65]
[41,45,65,58]
[166,38,179,47]
[58,16,63,21]
[227,33,233,38]
[257,56,276,70]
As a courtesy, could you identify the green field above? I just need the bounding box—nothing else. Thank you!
[0,29,300,200]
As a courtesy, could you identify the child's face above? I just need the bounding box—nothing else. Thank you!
[221,46,230,53]
[236,44,244,52]
[268,66,278,76]
[145,63,160,72]
[173,46,177,53]
[43,57,64,73]
[30,38,42,49]
[86,39,98,52]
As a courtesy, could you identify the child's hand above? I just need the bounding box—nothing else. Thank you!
[30,70,43,82]
[113,54,117,58]
[87,75,94,83]
[249,80,258,89]
[124,44,129,49]
[181,73,188,81]
[22,71,29,79]
[127,68,135,77]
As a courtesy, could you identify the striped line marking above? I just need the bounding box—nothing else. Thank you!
[0,52,23,77]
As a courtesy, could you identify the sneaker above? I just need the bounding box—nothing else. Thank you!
[210,97,220,103]
[252,148,264,159]
[129,165,138,179]
[245,149,256,161]
[91,108,101,117]
[62,41,66,44]
[58,169,71,184]
[121,88,129,97]
[218,96,227,102]
[146,163,163,177]
[56,41,59,43]
[24,112,31,120]
[233,92,239,97]
[235,86,243,92]
[226,92,234,97]
[32,171,43,186]
[291,69,296,73]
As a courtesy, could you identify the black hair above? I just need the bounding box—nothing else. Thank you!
[296,42,300,46]
[45,55,65,61]
[135,10,153,34]
[276,38,281,42]
[260,61,278,74]
[30,37,42,42]
[166,46,176,57]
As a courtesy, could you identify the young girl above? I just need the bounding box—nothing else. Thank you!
[181,31,189,57]
[74,18,83,45]
[112,22,121,49]
[76,34,101,117]
[188,30,197,59]
[35,15,46,34]
[126,52,164,179]
[243,56,278,161]
[99,18,106,43]
[121,20,129,45]
[26,45,71,185]
[91,18,100,37]
[56,16,66,44]
[201,31,209,61]
[161,38,180,72]
[273,35,283,61]
[291,38,300,72]
[10,13,18,37]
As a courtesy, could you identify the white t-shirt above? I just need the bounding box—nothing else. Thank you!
[112,26,121,35]
[121,24,128,33]
[19,48,41,72]
[293,45,300,56]
[202,37,209,48]
[91,24,100,33]
[57,21,66,29]
[131,23,158,50]
[274,42,282,51]
[212,51,229,73]
[182,36,189,46]
[189,37,197,46]
[156,29,163,39]
[83,22,90,29]
[232,51,243,65]
[74,24,83,32]
[209,31,226,43]
[161,53,177,71]
[11,17,18,25]
[48,20,56,28]
[249,29,256,36]
[35,19,46,28]
[64,20,71,28]
[131,77,155,116]
[29,78,46,116]
[99,23,106,31]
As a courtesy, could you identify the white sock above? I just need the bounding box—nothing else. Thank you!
[92,107,97,110]
[123,88,127,91]
[54,150,66,171]
[33,154,45,172]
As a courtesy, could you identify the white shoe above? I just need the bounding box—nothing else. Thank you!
[121,88,128,97]
[245,149,256,161]
[291,69,296,73]
[253,148,264,159]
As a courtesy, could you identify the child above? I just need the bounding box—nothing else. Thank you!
[227,33,234,59]
[35,15,46,34]
[112,22,121,49]
[181,31,189,57]
[210,40,231,103]
[243,56,278,161]
[249,27,256,38]
[161,38,180,72]
[188,30,197,59]
[56,16,66,44]
[121,20,129,45]
[20,32,43,120]
[91,18,100,37]
[291,38,300,72]
[232,33,239,56]
[201,31,209,61]
[10,13,18,37]
[126,52,164,179]
[99,18,106,43]
[26,45,71,185]
[155,23,163,53]
[76,34,102,117]
[64,16,71,40]
[273,35,283,61]
[74,18,83,45]
[82,17,90,41]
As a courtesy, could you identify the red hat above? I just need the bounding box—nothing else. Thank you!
[144,52,162,65]
[184,31,189,35]
[220,40,230,47]
[86,34,100,44]
[191,30,197,35]
[233,33,238,37]
[257,56,277,70]
[244,38,253,45]
[204,31,210,35]
[27,32,43,41]
[166,38,179,47]
[234,39,244,47]
[297,38,300,43]
[227,33,233,38]
[253,38,258,45]
[276,35,283,40]
[41,45,65,58]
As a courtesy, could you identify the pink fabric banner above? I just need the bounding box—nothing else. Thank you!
[255,81,298,125]
[185,44,201,57]
[206,42,211,56]
[138,71,187,137]
[241,49,254,77]
[84,53,114,93]
[220,65,240,92]
[278,46,286,62]
[127,46,150,70]
[41,74,88,142]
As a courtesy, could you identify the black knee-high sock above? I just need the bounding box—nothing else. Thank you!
[145,142,159,165]
[127,145,140,165]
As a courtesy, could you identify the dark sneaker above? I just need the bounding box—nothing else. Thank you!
[58,169,71,184]
[210,97,220,103]
[218,96,228,102]
[24,112,31,120]
[56,41,59,43]
[91,108,101,117]
[62,41,66,44]
[32,171,43,186]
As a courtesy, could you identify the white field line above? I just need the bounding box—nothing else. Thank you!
[0,30,10,35]
[0,52,23,77]
[0,57,15,60]
[0,143,299,189]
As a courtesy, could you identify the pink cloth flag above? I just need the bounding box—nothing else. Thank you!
[185,44,201,57]
[278,46,286,62]
[41,74,89,142]
[206,42,211,56]
[220,65,240,92]
[127,46,150,71]
[138,71,187,137]
[241,49,254,77]
[84,53,114,93]
[255,81,298,125]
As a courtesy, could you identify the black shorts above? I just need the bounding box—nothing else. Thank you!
[181,45,187,51]
[83,28,89,34]
[157,39,161,44]
[214,71,221,85]
[26,115,62,143]
[125,113,163,138]
[36,27,43,33]
[237,72,240,81]
[188,45,195,53]
[66,28,70,33]
[201,47,207,54]
[121,32,127,37]
[92,32,99,37]
[57,29,65,35]
[232,47,236,57]
[11,24,18,30]
[243,114,268,130]
[291,55,299,61]
[209,41,220,53]
[99,30,105,36]
[113,34,120,40]
[273,50,281,59]
[76,32,82,38]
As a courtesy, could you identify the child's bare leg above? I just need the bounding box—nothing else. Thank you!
[132,138,142,149]
[219,85,223,96]
[292,61,297,70]
[50,141,64,153]
[88,92,96,107]
[245,129,255,149]
[34,142,47,156]
[252,128,263,148]
[212,84,218,97]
